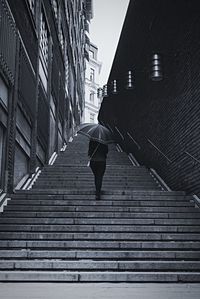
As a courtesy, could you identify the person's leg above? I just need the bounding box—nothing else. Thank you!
[90,161,98,194]
[90,161,106,198]
[95,161,106,197]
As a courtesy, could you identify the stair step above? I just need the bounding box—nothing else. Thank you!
[1,234,200,243]
[1,217,200,225]
[0,249,199,260]
[1,135,200,283]
[0,271,200,282]
[1,224,200,232]
[10,193,190,200]
[35,178,156,182]
[0,238,200,247]
[0,260,200,271]
[4,206,197,213]
[2,211,200,218]
[32,186,160,190]
[8,199,194,207]
[14,190,186,195]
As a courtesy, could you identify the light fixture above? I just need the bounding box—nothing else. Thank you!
[125,70,134,89]
[112,80,118,94]
[102,84,108,97]
[150,53,163,81]
[97,87,103,98]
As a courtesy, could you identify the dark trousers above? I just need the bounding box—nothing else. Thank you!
[90,161,106,194]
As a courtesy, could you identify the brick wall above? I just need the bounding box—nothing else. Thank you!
[99,0,200,197]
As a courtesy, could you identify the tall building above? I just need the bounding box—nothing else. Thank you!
[84,43,102,123]
[0,0,93,193]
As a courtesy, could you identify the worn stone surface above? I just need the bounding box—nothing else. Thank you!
[0,283,200,299]
[0,135,200,282]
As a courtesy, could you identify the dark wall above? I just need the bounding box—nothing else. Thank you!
[99,0,200,196]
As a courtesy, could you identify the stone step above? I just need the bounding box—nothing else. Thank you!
[0,249,199,260]
[2,211,200,218]
[0,229,200,240]
[36,176,155,182]
[41,171,148,176]
[56,152,128,156]
[41,170,152,175]
[4,205,197,213]
[31,186,161,191]
[44,164,145,169]
[10,193,190,200]
[14,190,185,196]
[31,186,160,191]
[55,159,132,164]
[0,260,200,271]
[37,170,152,176]
[54,164,133,168]
[1,223,200,233]
[50,157,134,161]
[55,161,132,165]
[36,180,158,186]
[1,233,200,242]
[1,217,200,225]
[56,155,129,159]
[8,199,194,207]
[0,271,200,282]
[33,182,159,187]
[36,174,153,180]
[1,134,199,283]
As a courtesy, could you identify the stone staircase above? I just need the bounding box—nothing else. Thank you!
[0,135,200,281]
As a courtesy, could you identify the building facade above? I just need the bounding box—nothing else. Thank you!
[0,0,92,193]
[84,43,102,123]
[98,0,200,197]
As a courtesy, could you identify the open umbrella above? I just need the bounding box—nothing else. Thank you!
[77,123,115,145]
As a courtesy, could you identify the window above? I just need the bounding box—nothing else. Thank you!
[65,50,69,94]
[89,92,94,103]
[90,68,95,82]
[0,76,8,107]
[39,9,49,91]
[28,0,35,15]
[59,26,64,51]
[89,50,94,59]
[0,125,6,189]
[40,11,48,66]
[90,113,95,123]
[52,0,58,19]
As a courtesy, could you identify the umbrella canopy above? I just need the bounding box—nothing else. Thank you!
[77,123,115,145]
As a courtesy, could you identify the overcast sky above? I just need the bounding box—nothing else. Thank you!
[89,0,130,86]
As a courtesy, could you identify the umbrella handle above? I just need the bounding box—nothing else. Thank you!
[88,144,100,161]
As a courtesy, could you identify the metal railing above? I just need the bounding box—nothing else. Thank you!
[147,138,200,168]
[101,123,200,193]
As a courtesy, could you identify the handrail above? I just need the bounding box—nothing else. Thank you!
[184,151,200,165]
[148,139,200,168]
[147,139,172,163]
[106,124,114,133]
[100,124,200,170]
[114,126,124,140]
[127,132,141,150]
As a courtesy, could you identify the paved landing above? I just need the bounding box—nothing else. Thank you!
[0,283,200,299]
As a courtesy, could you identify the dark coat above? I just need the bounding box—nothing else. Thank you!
[88,140,108,161]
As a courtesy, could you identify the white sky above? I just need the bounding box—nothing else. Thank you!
[89,0,130,86]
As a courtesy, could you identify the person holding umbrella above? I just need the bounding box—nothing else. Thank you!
[77,123,114,200]
[88,139,108,200]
